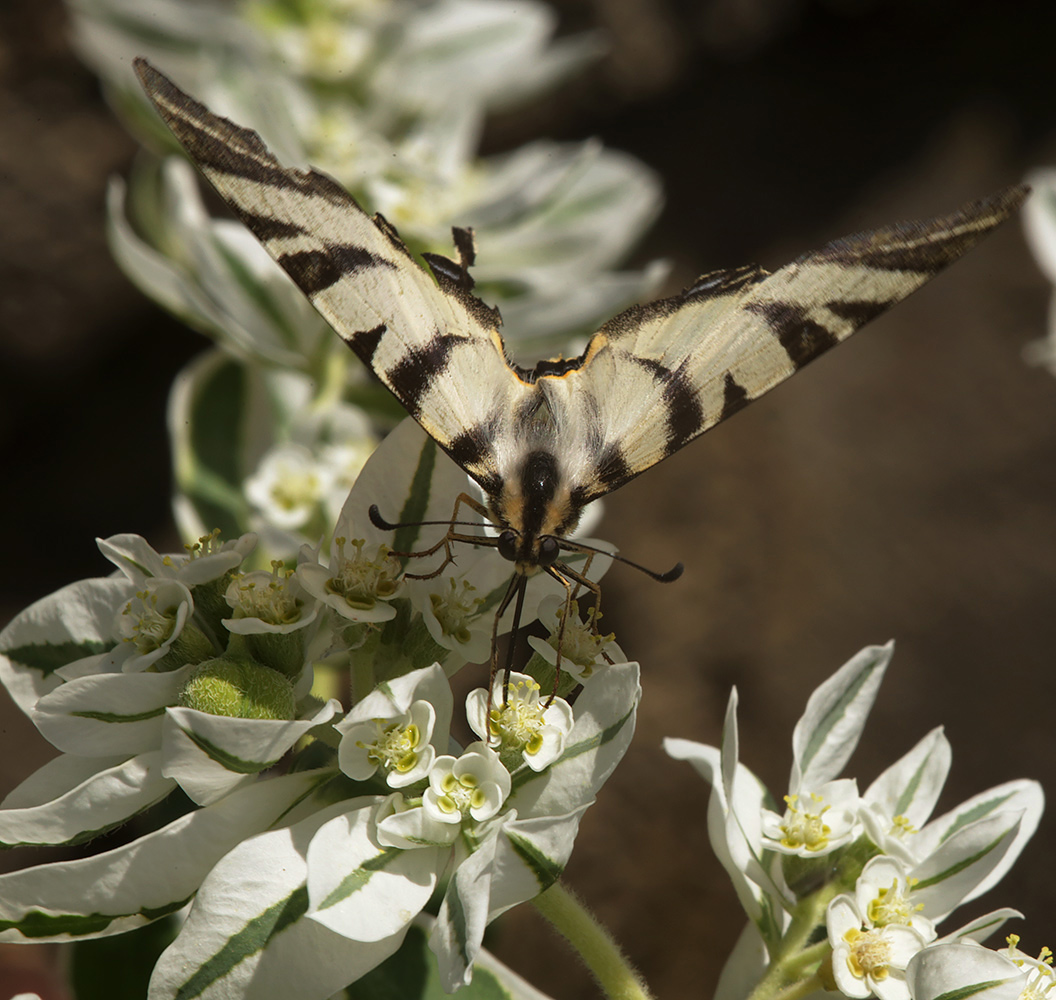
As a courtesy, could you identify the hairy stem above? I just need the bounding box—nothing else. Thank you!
[532,882,653,1000]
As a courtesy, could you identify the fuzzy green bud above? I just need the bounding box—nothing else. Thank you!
[178,658,296,720]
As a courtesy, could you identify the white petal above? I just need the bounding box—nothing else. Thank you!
[161,698,339,805]
[906,942,1027,1000]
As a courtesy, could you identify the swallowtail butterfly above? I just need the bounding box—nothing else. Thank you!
[135,59,1026,681]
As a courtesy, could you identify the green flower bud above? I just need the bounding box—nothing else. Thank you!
[178,658,296,720]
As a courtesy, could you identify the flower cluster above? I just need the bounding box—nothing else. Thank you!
[0,420,633,997]
[665,643,1045,1000]
[66,0,664,562]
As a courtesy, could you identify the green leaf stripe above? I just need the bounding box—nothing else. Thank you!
[174,886,308,1000]
[932,979,1018,1000]
[0,895,192,940]
[177,725,279,774]
[938,789,1018,845]
[893,753,929,818]
[504,831,563,891]
[317,847,404,911]
[912,831,1010,891]
[799,649,885,773]
[394,436,438,565]
[2,640,111,676]
[72,706,167,724]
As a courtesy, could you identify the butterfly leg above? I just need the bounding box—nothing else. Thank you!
[394,492,497,580]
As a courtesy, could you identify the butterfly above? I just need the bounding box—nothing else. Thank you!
[135,58,1026,685]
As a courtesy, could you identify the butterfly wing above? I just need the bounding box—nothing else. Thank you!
[543,186,1028,503]
[136,59,530,496]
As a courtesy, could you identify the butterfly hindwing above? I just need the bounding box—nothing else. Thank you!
[544,186,1028,502]
[135,59,530,494]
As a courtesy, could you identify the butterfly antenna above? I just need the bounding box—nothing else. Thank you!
[560,538,683,583]
[368,504,488,533]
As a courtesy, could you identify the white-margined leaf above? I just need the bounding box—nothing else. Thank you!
[0,750,174,848]
[790,642,893,793]
[0,769,333,943]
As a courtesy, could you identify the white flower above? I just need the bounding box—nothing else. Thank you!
[112,579,197,671]
[828,893,929,1000]
[245,444,334,532]
[466,671,573,771]
[526,596,621,683]
[854,856,936,942]
[97,529,258,589]
[335,663,451,790]
[223,563,316,633]
[423,743,511,826]
[761,779,861,857]
[297,536,402,624]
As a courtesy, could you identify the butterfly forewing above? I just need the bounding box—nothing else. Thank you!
[135,59,528,495]
[548,187,1029,502]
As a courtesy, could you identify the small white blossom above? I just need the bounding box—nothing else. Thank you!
[854,857,936,943]
[466,671,573,771]
[526,596,620,683]
[113,579,195,669]
[828,894,929,1000]
[761,779,861,857]
[223,562,315,633]
[339,701,436,789]
[423,743,511,826]
[999,935,1056,993]
[297,536,402,623]
[245,443,334,532]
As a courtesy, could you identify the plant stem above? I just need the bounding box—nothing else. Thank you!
[744,886,836,1000]
[532,882,654,1000]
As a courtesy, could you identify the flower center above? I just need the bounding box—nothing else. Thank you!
[887,814,917,838]
[121,590,178,654]
[270,466,322,512]
[230,561,304,625]
[436,771,487,817]
[779,793,832,852]
[325,537,400,610]
[358,720,422,774]
[489,678,547,755]
[430,578,483,643]
[183,528,224,561]
[844,927,892,981]
[868,878,921,927]
[546,600,614,675]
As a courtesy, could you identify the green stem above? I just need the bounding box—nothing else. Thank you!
[745,886,836,1000]
[772,973,823,1000]
[532,882,653,1000]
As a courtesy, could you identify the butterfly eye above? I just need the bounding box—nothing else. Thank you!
[537,536,560,567]
[498,530,519,562]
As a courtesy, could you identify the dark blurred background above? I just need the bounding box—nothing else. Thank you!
[2,0,1056,997]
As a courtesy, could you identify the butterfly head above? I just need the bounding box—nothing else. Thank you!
[487,448,586,576]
